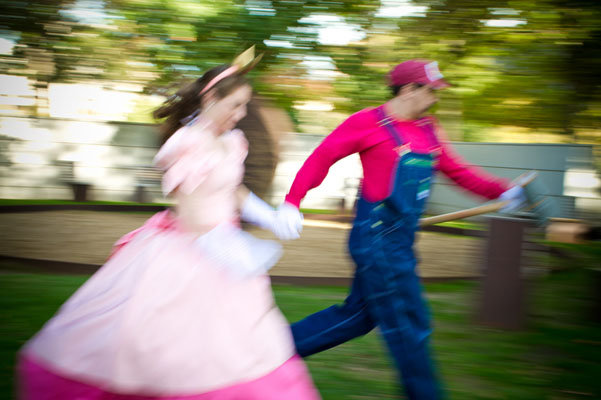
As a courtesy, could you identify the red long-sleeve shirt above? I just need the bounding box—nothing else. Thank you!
[285,107,508,208]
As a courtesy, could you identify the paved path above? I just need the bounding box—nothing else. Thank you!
[0,211,484,279]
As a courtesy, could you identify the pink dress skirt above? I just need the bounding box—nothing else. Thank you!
[18,211,320,400]
[18,354,317,400]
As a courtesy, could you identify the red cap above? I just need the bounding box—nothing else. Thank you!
[389,59,450,89]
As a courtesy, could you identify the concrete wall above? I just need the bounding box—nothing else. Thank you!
[428,142,599,219]
[2,116,599,219]
[0,97,287,203]
[0,116,163,202]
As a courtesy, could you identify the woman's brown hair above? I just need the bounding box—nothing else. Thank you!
[153,64,249,144]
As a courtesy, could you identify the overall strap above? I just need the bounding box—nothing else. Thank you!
[375,106,406,146]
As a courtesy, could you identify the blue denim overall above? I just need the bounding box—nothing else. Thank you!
[291,107,442,399]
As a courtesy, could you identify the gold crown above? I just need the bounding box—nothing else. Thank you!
[232,45,263,73]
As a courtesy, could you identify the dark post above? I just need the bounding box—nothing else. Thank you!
[133,185,148,203]
[591,267,601,324]
[477,216,532,330]
[70,183,90,202]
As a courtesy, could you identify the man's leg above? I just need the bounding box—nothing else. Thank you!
[361,258,441,400]
[291,276,376,357]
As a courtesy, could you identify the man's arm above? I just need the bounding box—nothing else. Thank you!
[285,113,366,207]
[434,124,509,200]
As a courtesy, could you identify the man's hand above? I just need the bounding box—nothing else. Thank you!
[499,186,527,213]
[274,202,303,240]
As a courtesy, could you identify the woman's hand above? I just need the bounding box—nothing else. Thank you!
[239,191,303,240]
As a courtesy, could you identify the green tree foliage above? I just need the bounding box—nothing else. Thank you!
[1,0,600,137]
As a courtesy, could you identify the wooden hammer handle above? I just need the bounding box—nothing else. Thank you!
[419,171,537,227]
[419,200,509,227]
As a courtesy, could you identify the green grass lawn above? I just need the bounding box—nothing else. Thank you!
[1,265,600,399]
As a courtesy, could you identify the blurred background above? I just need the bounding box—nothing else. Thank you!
[2,0,601,135]
[1,0,601,213]
[1,1,601,399]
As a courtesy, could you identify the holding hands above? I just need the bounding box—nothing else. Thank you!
[240,192,303,240]
[275,202,304,240]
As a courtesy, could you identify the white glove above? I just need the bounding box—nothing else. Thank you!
[240,191,278,230]
[499,186,527,213]
[275,202,304,240]
[240,192,302,240]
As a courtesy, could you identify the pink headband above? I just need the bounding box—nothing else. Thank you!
[199,65,239,95]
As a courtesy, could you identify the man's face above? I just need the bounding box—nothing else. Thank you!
[411,84,439,114]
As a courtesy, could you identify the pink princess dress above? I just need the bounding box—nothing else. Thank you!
[18,119,320,400]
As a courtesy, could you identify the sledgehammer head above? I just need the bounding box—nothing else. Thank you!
[518,171,561,226]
